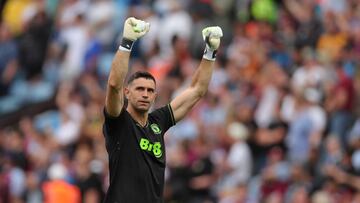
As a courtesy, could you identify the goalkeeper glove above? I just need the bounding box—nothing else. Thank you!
[119,17,150,52]
[202,26,223,61]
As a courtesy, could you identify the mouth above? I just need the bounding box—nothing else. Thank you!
[138,101,150,105]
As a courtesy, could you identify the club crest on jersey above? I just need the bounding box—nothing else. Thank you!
[150,123,161,134]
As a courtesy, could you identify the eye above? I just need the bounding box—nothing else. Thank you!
[136,87,145,91]
[148,88,155,93]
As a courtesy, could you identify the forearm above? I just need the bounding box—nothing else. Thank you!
[190,59,215,97]
[190,26,222,96]
[169,59,215,122]
[169,26,222,122]
[105,17,150,116]
[105,50,129,116]
[107,50,130,90]
[107,17,149,90]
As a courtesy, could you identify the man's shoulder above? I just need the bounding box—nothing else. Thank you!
[149,104,176,127]
[149,104,171,117]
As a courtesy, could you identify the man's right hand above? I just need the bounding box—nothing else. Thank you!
[202,26,223,51]
[202,26,223,61]
[123,17,150,41]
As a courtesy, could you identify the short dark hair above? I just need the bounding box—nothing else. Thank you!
[127,71,156,85]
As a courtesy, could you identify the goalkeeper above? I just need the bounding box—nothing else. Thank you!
[102,17,223,203]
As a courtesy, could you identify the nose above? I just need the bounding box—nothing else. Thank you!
[142,90,149,99]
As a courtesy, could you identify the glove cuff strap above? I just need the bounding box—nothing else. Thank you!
[119,38,134,52]
[202,46,217,61]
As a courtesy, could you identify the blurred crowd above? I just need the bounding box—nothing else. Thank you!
[1,0,360,202]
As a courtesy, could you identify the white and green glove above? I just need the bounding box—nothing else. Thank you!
[119,17,150,52]
[202,26,223,61]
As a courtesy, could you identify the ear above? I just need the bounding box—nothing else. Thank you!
[151,91,157,104]
[124,87,130,99]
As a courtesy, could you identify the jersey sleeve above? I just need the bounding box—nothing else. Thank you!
[150,104,176,133]
[103,107,126,137]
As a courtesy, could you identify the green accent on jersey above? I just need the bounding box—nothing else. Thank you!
[139,138,163,158]
[150,123,162,134]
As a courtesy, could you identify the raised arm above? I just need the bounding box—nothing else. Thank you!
[105,17,149,117]
[170,26,223,122]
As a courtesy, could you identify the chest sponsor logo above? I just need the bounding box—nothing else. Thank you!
[150,123,161,135]
[139,138,163,158]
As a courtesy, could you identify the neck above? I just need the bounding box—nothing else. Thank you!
[127,106,148,127]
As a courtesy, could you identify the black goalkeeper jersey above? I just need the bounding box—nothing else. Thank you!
[102,104,176,203]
